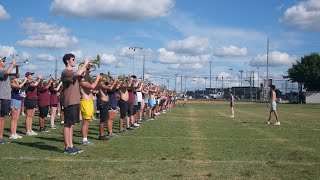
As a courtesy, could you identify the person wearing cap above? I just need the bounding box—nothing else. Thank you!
[61,53,89,155]
[9,74,28,139]
[24,72,42,135]
[0,57,16,144]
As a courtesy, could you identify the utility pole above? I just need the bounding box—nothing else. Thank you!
[167,79,170,90]
[210,61,212,91]
[128,46,142,75]
[174,74,178,92]
[266,37,269,82]
[204,77,208,96]
[55,58,58,80]
[181,74,183,92]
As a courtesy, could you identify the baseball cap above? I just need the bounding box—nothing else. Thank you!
[25,72,34,77]
[0,57,6,61]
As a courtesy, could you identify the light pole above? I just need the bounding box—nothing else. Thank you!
[174,74,178,92]
[204,77,208,96]
[215,76,218,93]
[239,70,243,87]
[128,46,142,75]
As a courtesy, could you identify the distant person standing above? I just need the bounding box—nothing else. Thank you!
[183,94,187,107]
[0,57,16,144]
[267,85,280,126]
[229,90,234,118]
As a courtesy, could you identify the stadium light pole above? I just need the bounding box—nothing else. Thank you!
[128,46,142,75]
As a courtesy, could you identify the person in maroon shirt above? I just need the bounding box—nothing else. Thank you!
[49,80,62,129]
[37,78,54,132]
[24,72,42,136]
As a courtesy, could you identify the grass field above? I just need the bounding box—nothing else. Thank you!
[1,101,320,179]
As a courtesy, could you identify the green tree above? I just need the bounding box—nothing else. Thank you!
[288,53,320,91]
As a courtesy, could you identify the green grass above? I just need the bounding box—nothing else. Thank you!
[1,101,320,179]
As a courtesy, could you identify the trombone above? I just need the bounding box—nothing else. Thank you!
[78,55,100,72]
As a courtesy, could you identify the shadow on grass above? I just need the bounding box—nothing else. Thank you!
[35,136,64,143]
[14,141,61,153]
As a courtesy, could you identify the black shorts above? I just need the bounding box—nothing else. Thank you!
[63,104,80,126]
[133,102,141,115]
[25,99,37,109]
[0,99,11,117]
[128,104,134,116]
[97,100,109,122]
[51,104,58,108]
[119,99,128,119]
[39,105,49,118]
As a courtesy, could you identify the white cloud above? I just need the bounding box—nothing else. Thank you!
[36,54,56,62]
[22,64,39,72]
[280,0,320,31]
[157,48,211,64]
[50,0,174,21]
[166,36,212,55]
[249,51,299,67]
[0,5,10,20]
[70,50,83,59]
[215,45,247,57]
[168,63,203,70]
[0,45,17,58]
[21,52,32,60]
[101,53,117,64]
[17,18,78,49]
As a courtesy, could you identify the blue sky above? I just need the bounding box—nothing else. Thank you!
[0,0,319,91]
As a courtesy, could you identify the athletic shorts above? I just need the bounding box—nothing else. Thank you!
[64,104,80,126]
[97,100,109,122]
[80,99,94,120]
[271,101,276,111]
[128,104,134,116]
[25,99,37,109]
[134,102,141,115]
[39,105,49,118]
[148,98,155,109]
[230,102,234,107]
[10,99,21,110]
[0,99,11,117]
[119,99,128,119]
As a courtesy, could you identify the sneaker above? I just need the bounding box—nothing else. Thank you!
[267,121,271,125]
[63,147,77,155]
[57,113,61,116]
[126,127,134,131]
[40,127,50,133]
[9,134,18,140]
[108,132,118,138]
[60,121,64,125]
[149,118,155,121]
[50,125,57,129]
[72,146,83,154]
[133,123,140,127]
[15,134,22,139]
[47,114,51,118]
[0,138,10,144]
[230,115,234,118]
[82,141,94,146]
[98,135,109,141]
[274,121,281,126]
[26,130,38,136]
[131,124,138,128]
[21,112,26,116]
[118,129,127,134]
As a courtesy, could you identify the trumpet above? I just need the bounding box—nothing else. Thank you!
[15,59,29,66]
[78,55,100,72]
[100,72,113,83]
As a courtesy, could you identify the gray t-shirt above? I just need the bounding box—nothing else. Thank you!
[0,70,11,100]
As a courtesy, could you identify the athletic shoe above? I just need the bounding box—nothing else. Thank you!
[0,138,10,144]
[126,127,134,131]
[108,132,118,138]
[82,141,94,146]
[131,124,139,128]
[230,115,234,118]
[40,127,50,132]
[149,118,155,121]
[60,121,64,125]
[26,131,38,136]
[57,113,61,116]
[118,129,126,134]
[133,123,140,127]
[98,135,109,141]
[267,121,271,125]
[9,134,18,140]
[72,146,83,154]
[274,122,280,126]
[21,112,26,116]
[50,125,57,129]
[63,147,77,155]
[47,114,51,118]
[15,134,22,139]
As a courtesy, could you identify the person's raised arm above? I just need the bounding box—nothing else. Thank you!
[5,59,16,75]
[74,60,90,77]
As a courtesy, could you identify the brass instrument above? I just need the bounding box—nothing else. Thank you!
[100,71,113,83]
[78,55,100,72]
[15,59,29,66]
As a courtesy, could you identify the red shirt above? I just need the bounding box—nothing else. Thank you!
[38,87,50,107]
[128,90,135,105]
[50,88,59,105]
[25,83,38,100]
